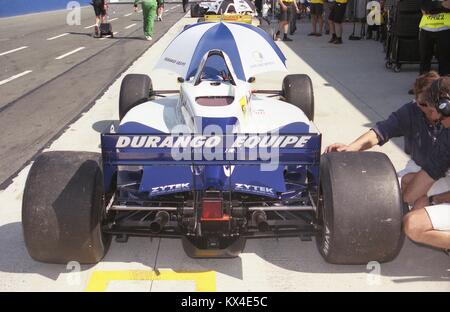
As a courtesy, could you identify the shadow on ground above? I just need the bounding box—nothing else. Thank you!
[0,221,447,284]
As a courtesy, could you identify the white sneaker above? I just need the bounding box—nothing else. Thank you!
[145,36,152,41]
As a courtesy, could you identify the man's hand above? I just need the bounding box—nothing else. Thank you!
[442,0,450,10]
[324,143,353,153]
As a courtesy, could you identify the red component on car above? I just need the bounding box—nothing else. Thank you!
[201,198,229,221]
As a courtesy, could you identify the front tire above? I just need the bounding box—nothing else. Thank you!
[22,151,111,264]
[316,152,404,264]
[119,74,152,120]
[282,74,314,121]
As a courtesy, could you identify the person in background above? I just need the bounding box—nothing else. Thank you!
[134,0,157,41]
[156,0,164,21]
[308,0,324,36]
[275,0,300,41]
[328,0,347,44]
[419,0,450,76]
[182,0,189,13]
[323,0,334,34]
[91,0,107,38]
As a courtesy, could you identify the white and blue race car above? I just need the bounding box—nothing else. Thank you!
[22,25,405,264]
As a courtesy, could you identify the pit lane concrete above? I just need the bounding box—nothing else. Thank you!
[0,16,448,292]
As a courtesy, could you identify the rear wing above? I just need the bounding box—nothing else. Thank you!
[101,133,322,166]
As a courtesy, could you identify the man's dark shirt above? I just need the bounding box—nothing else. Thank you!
[372,101,447,168]
[423,132,450,180]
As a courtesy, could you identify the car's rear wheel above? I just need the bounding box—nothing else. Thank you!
[282,74,314,121]
[119,74,152,120]
[316,152,404,264]
[22,151,111,264]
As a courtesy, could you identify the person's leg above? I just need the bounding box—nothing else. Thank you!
[323,2,330,34]
[328,4,336,42]
[318,14,324,34]
[436,29,450,76]
[310,14,318,35]
[404,203,450,249]
[333,3,346,44]
[419,29,434,75]
[142,0,156,38]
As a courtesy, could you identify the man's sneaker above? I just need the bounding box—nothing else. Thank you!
[308,32,316,36]
[334,37,343,44]
[283,35,293,41]
[328,34,337,43]
[146,36,152,41]
[314,33,322,37]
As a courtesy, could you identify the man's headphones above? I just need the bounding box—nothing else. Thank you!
[431,78,450,117]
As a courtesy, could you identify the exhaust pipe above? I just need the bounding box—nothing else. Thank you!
[150,211,170,234]
[252,210,269,232]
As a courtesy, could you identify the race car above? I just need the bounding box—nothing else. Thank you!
[22,50,404,265]
[190,0,257,18]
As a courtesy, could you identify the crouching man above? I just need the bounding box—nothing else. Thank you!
[402,77,450,252]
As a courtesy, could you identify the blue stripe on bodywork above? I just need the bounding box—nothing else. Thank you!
[186,23,246,81]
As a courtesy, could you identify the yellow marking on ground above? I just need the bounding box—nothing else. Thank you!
[85,269,216,292]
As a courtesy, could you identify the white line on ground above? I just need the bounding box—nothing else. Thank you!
[0,70,32,86]
[0,46,28,57]
[99,32,119,40]
[84,24,97,29]
[125,23,136,29]
[46,33,69,41]
[55,47,85,60]
[109,17,118,22]
[124,13,133,17]
[137,9,142,13]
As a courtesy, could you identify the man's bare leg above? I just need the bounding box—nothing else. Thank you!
[404,201,450,249]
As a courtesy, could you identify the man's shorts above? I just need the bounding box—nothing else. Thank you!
[424,175,450,230]
[425,204,450,231]
[93,1,106,17]
[279,4,294,22]
[310,3,324,16]
[329,2,347,23]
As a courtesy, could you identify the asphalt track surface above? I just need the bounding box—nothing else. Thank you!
[0,3,185,188]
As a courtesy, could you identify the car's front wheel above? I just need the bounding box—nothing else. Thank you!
[282,74,314,121]
[119,74,152,120]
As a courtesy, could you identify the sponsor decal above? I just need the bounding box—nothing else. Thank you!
[151,183,190,195]
[235,183,274,195]
[115,135,312,149]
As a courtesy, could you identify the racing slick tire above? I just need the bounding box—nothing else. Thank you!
[22,151,111,264]
[316,152,404,264]
[282,74,314,121]
[119,74,152,120]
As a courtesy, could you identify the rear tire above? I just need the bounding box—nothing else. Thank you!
[22,151,111,264]
[316,152,404,264]
[282,74,314,121]
[119,74,152,120]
